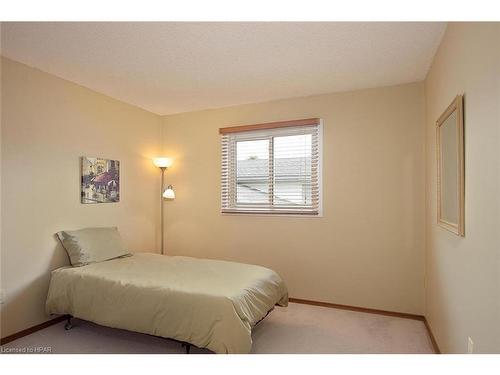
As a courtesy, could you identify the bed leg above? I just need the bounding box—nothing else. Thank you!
[181,342,191,354]
[64,315,73,330]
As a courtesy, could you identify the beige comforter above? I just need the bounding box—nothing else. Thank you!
[46,253,288,353]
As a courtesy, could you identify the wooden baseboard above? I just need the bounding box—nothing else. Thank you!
[289,297,425,321]
[289,297,440,354]
[423,318,441,354]
[0,315,69,346]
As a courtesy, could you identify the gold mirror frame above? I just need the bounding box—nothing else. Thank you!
[436,95,465,236]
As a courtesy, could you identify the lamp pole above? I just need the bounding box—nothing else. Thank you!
[160,166,166,255]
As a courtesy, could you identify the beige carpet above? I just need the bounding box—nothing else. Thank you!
[1,302,435,354]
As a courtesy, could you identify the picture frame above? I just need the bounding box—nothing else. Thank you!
[436,95,465,236]
[81,156,120,204]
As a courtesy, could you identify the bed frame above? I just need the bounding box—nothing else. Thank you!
[63,307,274,354]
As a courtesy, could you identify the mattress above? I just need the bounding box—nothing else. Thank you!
[45,252,288,353]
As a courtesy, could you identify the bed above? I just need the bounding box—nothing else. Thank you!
[45,252,288,354]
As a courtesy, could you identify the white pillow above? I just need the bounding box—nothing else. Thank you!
[57,227,130,266]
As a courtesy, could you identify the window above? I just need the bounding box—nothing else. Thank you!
[220,118,322,215]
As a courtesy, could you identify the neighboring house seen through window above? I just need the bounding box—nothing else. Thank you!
[220,118,322,215]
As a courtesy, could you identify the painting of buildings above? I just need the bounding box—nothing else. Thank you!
[81,157,120,203]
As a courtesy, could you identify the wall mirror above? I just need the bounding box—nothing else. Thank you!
[436,95,465,236]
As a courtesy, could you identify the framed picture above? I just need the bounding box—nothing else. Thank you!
[81,157,120,204]
[436,95,465,236]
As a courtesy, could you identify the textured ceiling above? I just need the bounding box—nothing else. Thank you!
[1,22,446,115]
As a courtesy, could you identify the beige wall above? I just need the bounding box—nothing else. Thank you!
[162,82,426,315]
[0,58,162,338]
[424,23,500,353]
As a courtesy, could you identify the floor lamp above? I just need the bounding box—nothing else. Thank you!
[153,158,175,255]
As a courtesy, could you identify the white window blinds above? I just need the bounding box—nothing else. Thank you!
[220,118,322,215]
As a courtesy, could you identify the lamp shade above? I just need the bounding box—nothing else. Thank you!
[153,157,173,168]
[163,185,175,200]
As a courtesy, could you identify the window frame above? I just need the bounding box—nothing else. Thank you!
[220,119,323,216]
